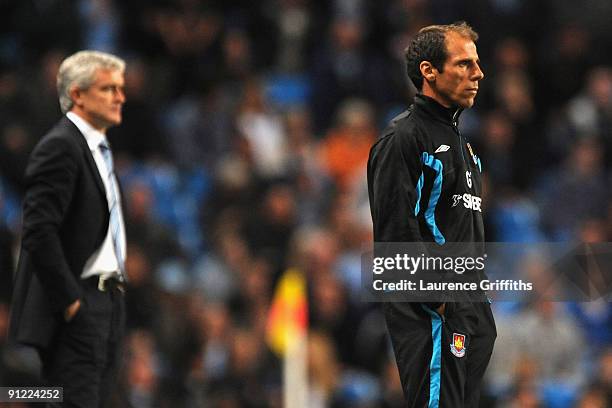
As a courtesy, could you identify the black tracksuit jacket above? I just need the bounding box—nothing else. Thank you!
[368,93,484,247]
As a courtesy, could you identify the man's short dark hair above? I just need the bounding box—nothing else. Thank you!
[405,22,479,91]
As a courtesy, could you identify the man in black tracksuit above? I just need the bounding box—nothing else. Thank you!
[368,23,496,407]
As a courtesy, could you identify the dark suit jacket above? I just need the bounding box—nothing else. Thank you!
[9,117,110,349]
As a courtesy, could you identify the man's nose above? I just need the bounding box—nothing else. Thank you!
[473,64,484,81]
[115,88,125,103]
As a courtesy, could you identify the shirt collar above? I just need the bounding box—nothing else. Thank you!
[66,112,108,151]
[414,94,463,126]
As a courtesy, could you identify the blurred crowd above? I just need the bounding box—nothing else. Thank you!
[0,0,611,407]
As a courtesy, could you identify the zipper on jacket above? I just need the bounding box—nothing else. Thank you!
[451,109,467,164]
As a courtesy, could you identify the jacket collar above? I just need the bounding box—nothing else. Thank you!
[66,112,108,152]
[59,116,108,204]
[414,94,463,126]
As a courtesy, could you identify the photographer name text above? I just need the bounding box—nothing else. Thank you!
[372,279,533,292]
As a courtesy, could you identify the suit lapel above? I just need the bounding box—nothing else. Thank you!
[62,117,107,204]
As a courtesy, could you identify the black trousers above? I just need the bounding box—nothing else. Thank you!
[39,278,125,408]
[384,301,496,408]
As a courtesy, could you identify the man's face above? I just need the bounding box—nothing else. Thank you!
[431,33,484,109]
[72,68,125,131]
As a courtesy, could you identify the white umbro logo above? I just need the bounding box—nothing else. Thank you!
[435,145,451,153]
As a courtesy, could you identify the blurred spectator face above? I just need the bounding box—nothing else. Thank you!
[264,184,296,224]
[578,219,607,243]
[521,254,556,299]
[332,18,363,50]
[599,348,612,387]
[286,108,312,145]
[153,2,221,55]
[0,303,8,342]
[126,330,158,390]
[312,273,346,322]
[219,231,250,272]
[337,99,375,140]
[557,25,589,58]
[217,157,251,193]
[307,332,340,394]
[309,233,339,273]
[321,98,375,191]
[230,329,262,375]
[535,300,556,320]
[513,356,539,387]
[126,243,151,284]
[587,67,612,108]
[239,79,266,113]
[127,182,154,221]
[223,29,251,75]
[328,192,364,248]
[571,138,602,176]
[293,228,339,275]
[0,70,18,100]
[483,111,514,149]
[510,385,541,408]
[429,32,484,109]
[576,389,607,408]
[42,50,64,91]
[2,124,30,154]
[497,71,533,119]
[124,59,147,99]
[242,258,271,302]
[127,351,157,391]
[495,37,529,71]
[224,30,249,60]
[201,303,230,341]
[234,261,270,333]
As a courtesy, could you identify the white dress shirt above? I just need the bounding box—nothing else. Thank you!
[66,112,126,280]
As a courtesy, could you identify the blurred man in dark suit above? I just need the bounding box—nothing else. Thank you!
[9,50,128,407]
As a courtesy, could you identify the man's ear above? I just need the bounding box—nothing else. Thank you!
[419,61,436,83]
[69,86,82,108]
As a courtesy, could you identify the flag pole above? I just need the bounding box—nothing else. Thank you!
[284,332,307,408]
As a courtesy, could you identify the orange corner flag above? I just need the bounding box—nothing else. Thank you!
[266,268,308,356]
